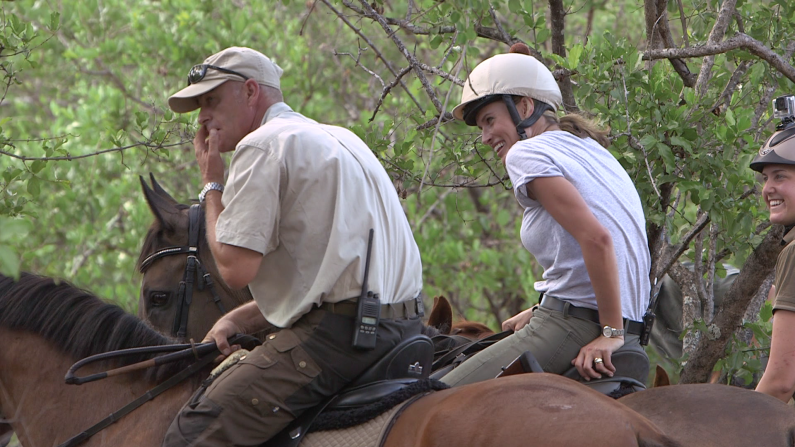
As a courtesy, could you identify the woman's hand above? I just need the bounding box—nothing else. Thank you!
[502,307,535,332]
[572,335,624,380]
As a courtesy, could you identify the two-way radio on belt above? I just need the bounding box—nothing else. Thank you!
[352,229,381,350]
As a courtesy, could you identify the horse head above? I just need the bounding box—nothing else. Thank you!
[137,174,252,341]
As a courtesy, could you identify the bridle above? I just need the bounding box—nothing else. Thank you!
[138,204,227,338]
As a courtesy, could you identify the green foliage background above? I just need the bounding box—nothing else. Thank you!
[1,0,794,384]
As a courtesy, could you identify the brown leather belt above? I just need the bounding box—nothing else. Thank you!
[319,296,424,320]
[539,294,644,336]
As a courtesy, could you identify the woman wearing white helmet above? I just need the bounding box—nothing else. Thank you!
[752,100,795,402]
[442,43,651,386]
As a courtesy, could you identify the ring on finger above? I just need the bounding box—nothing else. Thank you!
[593,357,604,365]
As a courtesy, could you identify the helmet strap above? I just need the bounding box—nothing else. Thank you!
[502,95,552,140]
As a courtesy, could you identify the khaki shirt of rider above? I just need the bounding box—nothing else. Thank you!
[215,103,423,328]
[773,227,795,313]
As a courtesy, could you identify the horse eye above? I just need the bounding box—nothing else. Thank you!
[149,292,171,307]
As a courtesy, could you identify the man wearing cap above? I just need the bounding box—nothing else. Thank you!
[162,46,424,446]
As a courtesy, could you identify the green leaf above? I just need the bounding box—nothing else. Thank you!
[31,160,46,174]
[725,108,736,127]
[568,44,584,70]
[27,176,41,198]
[0,245,20,278]
[639,134,657,148]
[0,217,31,242]
[536,28,550,43]
[759,301,773,322]
[50,12,61,30]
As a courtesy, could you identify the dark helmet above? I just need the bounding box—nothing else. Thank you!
[749,123,795,173]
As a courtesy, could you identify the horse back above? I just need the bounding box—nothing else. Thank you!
[621,384,795,447]
[383,374,682,447]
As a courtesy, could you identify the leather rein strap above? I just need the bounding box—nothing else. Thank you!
[138,204,227,337]
[56,349,218,447]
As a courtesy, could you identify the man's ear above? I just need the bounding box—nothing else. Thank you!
[245,79,260,105]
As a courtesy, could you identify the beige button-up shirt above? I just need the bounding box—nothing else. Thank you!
[216,103,422,327]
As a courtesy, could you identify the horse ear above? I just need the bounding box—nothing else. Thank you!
[148,173,180,206]
[427,295,453,334]
[653,364,670,387]
[140,175,181,233]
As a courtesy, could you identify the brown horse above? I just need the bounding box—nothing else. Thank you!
[0,272,683,447]
[137,175,254,341]
[620,369,795,447]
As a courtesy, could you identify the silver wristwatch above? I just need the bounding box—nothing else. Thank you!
[602,325,625,338]
[198,182,224,203]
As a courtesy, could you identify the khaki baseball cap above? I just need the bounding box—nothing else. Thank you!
[168,47,284,113]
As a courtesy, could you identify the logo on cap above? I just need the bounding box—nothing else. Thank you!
[759,146,773,156]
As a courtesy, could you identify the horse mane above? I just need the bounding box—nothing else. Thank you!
[0,272,191,381]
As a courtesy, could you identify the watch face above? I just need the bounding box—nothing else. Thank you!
[602,326,611,337]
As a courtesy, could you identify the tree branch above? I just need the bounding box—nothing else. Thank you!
[320,0,426,114]
[357,0,444,114]
[643,34,795,83]
[693,0,738,96]
[0,140,186,162]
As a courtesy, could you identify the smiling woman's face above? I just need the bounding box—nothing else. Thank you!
[762,164,795,225]
[475,100,522,164]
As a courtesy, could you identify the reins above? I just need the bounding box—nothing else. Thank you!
[64,340,219,385]
[57,334,259,447]
[57,351,217,447]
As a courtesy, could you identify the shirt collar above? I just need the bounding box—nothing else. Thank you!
[261,102,293,126]
[782,225,795,246]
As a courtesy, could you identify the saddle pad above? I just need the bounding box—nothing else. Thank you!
[299,399,411,447]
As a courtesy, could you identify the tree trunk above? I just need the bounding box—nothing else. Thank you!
[679,225,783,383]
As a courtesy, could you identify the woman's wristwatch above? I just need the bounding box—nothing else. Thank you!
[602,325,625,338]
[199,182,224,203]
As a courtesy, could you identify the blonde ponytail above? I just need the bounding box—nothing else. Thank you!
[543,111,611,148]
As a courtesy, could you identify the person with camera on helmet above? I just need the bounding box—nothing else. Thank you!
[753,95,795,403]
[441,43,651,387]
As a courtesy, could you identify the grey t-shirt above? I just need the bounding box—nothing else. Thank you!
[505,130,650,321]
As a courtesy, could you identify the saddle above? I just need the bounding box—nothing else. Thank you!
[262,334,435,447]
[428,331,512,379]
[497,349,649,396]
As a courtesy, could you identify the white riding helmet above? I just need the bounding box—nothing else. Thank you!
[453,47,563,129]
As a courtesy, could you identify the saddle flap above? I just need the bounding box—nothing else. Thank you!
[562,348,649,385]
[347,334,433,388]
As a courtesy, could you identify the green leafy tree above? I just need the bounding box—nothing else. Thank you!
[3,0,795,385]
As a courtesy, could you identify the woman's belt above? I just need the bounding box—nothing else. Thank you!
[539,295,644,335]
